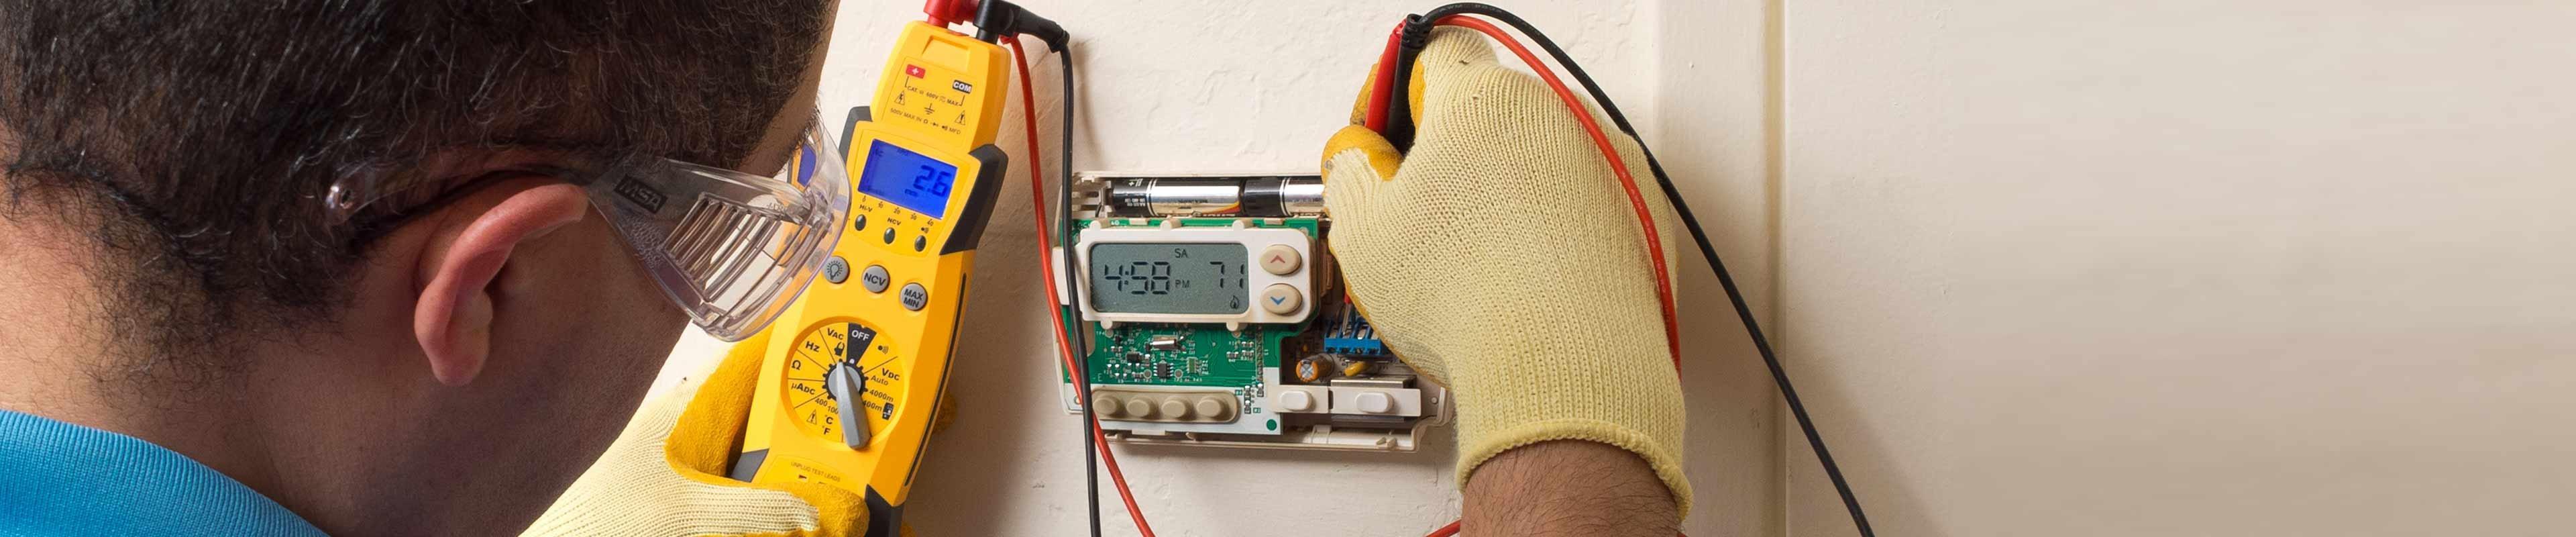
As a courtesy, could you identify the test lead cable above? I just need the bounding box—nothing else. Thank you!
[1000,28,1150,537]
[1004,40,1108,537]
[1016,41,1157,537]
[950,0,1142,534]
[986,15,1155,537]
[1049,46,1148,537]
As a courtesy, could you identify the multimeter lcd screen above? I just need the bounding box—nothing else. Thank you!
[1089,243,1251,315]
[858,140,959,218]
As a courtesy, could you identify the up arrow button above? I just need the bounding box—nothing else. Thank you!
[1259,244,1302,275]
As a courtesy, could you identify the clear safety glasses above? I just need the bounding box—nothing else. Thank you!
[325,112,852,341]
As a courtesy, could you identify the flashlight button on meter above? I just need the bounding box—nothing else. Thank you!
[823,257,851,285]
[1258,244,1301,275]
[1259,284,1302,315]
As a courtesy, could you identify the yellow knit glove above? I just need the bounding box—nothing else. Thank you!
[523,339,873,536]
[1320,28,1693,516]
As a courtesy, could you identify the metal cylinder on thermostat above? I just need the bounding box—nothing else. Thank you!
[1104,176,1324,217]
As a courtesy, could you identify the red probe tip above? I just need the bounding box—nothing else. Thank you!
[923,0,978,26]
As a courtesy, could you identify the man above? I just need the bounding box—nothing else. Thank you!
[0,1,833,534]
[0,1,1688,535]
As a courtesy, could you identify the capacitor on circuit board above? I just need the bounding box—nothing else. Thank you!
[1292,354,1336,383]
[1340,358,1376,378]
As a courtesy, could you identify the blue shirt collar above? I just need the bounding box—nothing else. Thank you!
[0,409,327,536]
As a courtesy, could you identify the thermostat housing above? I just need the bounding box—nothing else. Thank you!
[1055,172,1448,452]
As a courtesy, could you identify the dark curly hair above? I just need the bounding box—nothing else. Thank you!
[0,0,828,383]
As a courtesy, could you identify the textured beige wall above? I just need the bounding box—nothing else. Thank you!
[1774,1,2576,535]
[1654,0,1786,535]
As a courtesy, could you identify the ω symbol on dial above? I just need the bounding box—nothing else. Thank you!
[784,320,894,448]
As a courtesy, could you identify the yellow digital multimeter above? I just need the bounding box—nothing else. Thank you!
[727,21,1010,536]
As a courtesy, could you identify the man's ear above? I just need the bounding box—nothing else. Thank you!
[413,181,591,387]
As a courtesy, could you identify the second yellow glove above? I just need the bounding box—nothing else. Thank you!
[1320,27,1694,516]
[523,338,871,537]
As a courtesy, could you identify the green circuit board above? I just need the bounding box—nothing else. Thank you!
[1064,217,1323,388]
[1086,324,1297,386]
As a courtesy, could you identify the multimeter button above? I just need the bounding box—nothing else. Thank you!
[861,265,891,293]
[900,283,929,311]
[1122,398,1155,419]
[1259,244,1301,275]
[1159,398,1191,420]
[913,236,926,252]
[1259,284,1302,315]
[822,257,851,284]
[851,213,868,232]
[881,228,896,244]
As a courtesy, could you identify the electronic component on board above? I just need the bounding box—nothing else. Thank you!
[1292,354,1336,384]
[1339,358,1376,378]
[1322,302,1388,356]
[1102,176,1325,217]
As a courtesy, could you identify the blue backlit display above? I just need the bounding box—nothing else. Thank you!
[857,140,959,218]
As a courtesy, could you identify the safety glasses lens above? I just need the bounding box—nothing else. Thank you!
[586,117,851,341]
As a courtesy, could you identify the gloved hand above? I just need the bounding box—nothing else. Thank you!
[1319,28,1693,516]
[522,339,872,536]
